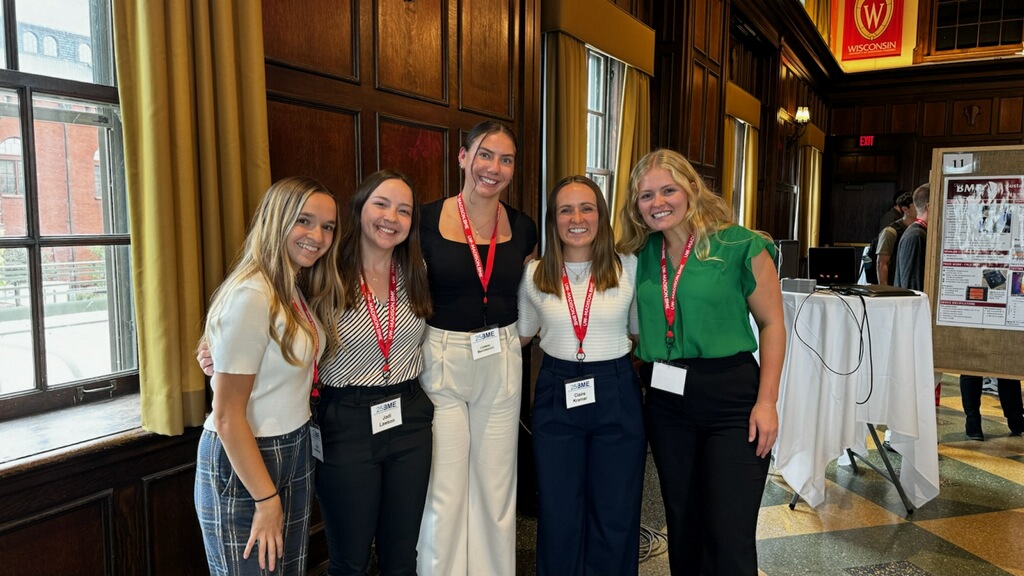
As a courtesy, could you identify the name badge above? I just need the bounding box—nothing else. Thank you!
[470,325,502,360]
[651,361,688,396]
[564,376,596,408]
[370,396,403,434]
[310,423,324,462]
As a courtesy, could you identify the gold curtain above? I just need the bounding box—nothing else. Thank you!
[799,145,823,258]
[543,32,588,194]
[742,125,759,230]
[112,0,272,435]
[610,66,650,236]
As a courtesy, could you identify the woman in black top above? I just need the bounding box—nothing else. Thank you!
[415,121,537,576]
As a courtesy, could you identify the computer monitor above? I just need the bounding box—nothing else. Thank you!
[807,246,860,285]
[774,240,800,279]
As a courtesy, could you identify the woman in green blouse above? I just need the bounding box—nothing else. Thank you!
[616,149,785,576]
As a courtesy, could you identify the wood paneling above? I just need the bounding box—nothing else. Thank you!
[262,0,358,81]
[923,101,947,137]
[376,116,449,203]
[459,0,514,118]
[998,97,1024,134]
[951,99,992,135]
[144,464,208,576]
[708,0,722,63]
[693,0,707,55]
[891,103,919,134]
[0,496,109,576]
[267,100,360,206]
[376,0,447,102]
[832,108,855,135]
[859,105,886,134]
[705,72,719,167]
[689,62,706,161]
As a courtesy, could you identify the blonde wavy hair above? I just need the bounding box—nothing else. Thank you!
[615,149,733,260]
[202,177,343,365]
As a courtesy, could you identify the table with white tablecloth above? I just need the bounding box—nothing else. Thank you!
[773,290,940,510]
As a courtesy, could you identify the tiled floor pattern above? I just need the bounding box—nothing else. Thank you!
[515,377,1024,575]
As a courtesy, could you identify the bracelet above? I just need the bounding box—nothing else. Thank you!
[254,489,278,503]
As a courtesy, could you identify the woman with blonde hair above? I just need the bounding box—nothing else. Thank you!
[195,176,341,575]
[618,149,785,575]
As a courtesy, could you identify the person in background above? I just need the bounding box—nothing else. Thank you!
[874,191,916,286]
[313,170,435,575]
[617,149,785,576]
[959,376,1024,440]
[195,177,341,576]
[517,175,645,576]
[417,121,537,576]
[878,190,905,235]
[894,184,929,291]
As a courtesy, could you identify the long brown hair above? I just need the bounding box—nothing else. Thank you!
[615,149,733,260]
[337,170,432,318]
[534,175,621,295]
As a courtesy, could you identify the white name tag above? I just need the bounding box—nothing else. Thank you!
[310,423,324,462]
[651,361,688,395]
[564,376,596,408]
[470,325,502,360]
[370,396,403,434]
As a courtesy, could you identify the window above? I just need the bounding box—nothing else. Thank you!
[584,48,623,199]
[921,0,1024,61]
[78,43,91,64]
[41,35,57,57]
[22,32,37,54]
[0,0,134,421]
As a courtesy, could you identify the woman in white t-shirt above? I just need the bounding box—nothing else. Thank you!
[195,177,341,576]
[517,175,645,576]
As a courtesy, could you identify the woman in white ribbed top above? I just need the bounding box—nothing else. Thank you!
[517,175,646,576]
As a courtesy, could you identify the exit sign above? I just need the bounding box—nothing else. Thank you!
[859,135,875,146]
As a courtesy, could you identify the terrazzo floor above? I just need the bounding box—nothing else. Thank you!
[514,375,1024,575]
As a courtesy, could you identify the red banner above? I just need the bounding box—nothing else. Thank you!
[842,0,903,61]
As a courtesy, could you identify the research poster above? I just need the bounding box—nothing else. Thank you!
[936,175,1024,331]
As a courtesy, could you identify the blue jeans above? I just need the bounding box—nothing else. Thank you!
[195,423,313,576]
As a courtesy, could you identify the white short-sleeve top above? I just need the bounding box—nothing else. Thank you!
[203,274,325,437]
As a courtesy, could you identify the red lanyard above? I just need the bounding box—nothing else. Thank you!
[914,218,927,228]
[561,266,595,361]
[293,295,320,390]
[456,193,500,306]
[360,260,397,382]
[661,235,695,345]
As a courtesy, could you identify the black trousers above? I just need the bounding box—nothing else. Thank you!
[959,375,1024,434]
[315,379,434,576]
[645,353,769,576]
[532,354,646,576]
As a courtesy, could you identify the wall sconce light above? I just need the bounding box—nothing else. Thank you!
[788,106,810,147]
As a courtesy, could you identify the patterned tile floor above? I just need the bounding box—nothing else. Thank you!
[515,376,1024,575]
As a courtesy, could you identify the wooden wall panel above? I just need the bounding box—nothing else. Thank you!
[998,97,1023,134]
[376,116,449,203]
[891,103,919,134]
[705,72,719,167]
[693,0,707,55]
[708,0,722,63]
[459,0,514,118]
[263,0,357,81]
[689,62,706,162]
[951,99,993,135]
[0,496,109,576]
[832,108,855,135]
[376,0,447,102]
[144,464,207,576]
[267,100,360,207]
[923,101,947,137]
[859,105,886,134]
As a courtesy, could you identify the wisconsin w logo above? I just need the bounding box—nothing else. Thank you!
[854,0,894,40]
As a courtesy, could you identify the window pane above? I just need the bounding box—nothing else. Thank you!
[16,0,115,85]
[33,93,128,236]
[43,244,135,385]
[0,90,26,237]
[587,113,602,168]
[0,248,35,395]
[588,52,605,111]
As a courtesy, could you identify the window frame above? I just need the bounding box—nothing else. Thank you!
[584,47,623,200]
[916,0,1024,64]
[0,3,137,422]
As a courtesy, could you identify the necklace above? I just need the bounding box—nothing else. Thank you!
[564,261,592,282]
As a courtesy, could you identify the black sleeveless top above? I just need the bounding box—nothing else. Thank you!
[419,199,537,331]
